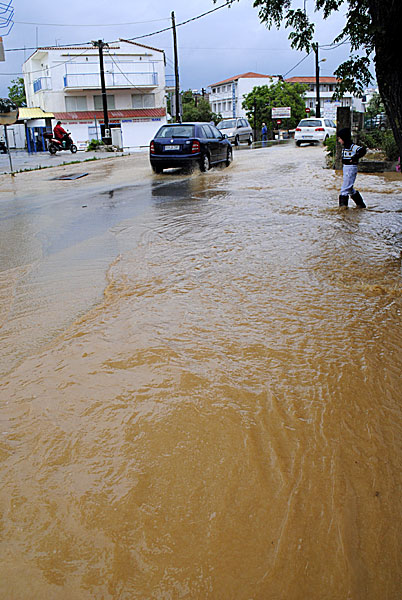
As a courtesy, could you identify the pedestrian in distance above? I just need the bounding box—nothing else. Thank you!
[337,127,366,208]
[261,122,268,145]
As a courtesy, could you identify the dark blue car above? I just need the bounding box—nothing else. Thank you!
[150,122,233,173]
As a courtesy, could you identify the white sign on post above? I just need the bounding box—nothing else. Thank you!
[323,101,341,120]
[272,106,291,119]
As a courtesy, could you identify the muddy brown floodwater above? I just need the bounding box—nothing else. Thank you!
[1,145,402,599]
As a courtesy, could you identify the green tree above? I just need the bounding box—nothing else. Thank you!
[7,77,26,107]
[219,0,402,157]
[181,90,220,123]
[365,92,385,119]
[242,81,307,134]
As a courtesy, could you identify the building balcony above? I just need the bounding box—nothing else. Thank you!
[165,74,175,90]
[63,71,159,90]
[33,77,52,93]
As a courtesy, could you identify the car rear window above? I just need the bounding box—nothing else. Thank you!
[217,120,236,129]
[156,125,195,138]
[298,119,322,127]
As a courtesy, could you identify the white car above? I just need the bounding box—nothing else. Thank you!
[295,117,336,146]
[216,118,253,146]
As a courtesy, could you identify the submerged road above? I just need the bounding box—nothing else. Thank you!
[1,144,402,599]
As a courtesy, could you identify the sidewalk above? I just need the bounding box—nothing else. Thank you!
[0,148,131,174]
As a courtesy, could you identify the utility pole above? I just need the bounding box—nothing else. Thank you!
[92,39,111,144]
[171,11,181,123]
[313,43,321,118]
[253,97,257,142]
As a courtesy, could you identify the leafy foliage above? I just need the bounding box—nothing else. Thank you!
[181,90,220,123]
[242,81,307,131]
[358,130,399,161]
[7,77,26,107]
[86,139,104,151]
[364,92,385,119]
[221,0,374,96]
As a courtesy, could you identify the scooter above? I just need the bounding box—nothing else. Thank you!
[45,132,77,155]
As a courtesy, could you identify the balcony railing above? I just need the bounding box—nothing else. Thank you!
[165,74,175,88]
[33,77,52,93]
[63,71,159,89]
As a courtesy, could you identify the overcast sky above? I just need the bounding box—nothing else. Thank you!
[0,0,372,97]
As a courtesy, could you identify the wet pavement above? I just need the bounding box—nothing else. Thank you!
[0,148,128,174]
[1,144,402,599]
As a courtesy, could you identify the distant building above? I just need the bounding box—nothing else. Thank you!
[285,76,364,116]
[22,39,168,150]
[208,72,281,119]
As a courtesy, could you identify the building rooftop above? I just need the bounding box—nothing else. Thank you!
[210,72,275,87]
[285,76,339,84]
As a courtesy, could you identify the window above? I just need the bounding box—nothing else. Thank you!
[65,96,87,111]
[209,125,222,139]
[94,95,115,110]
[132,94,155,109]
[201,125,213,138]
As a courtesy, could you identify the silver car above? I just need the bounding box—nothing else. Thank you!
[216,117,253,146]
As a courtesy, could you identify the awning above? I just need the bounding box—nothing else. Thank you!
[53,108,166,121]
[18,107,55,120]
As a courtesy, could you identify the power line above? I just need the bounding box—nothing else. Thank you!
[14,17,170,27]
[0,47,92,76]
[283,51,312,78]
[4,2,232,52]
[105,49,148,94]
[123,1,232,43]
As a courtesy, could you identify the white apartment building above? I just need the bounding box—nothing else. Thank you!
[285,76,364,116]
[209,72,280,119]
[22,39,168,149]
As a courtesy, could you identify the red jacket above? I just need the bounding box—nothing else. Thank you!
[54,124,67,140]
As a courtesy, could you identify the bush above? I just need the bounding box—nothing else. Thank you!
[86,138,104,151]
[324,134,337,158]
[357,130,399,161]
[382,131,399,161]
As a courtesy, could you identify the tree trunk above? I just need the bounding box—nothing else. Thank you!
[368,1,402,159]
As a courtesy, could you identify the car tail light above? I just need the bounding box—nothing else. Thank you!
[315,127,325,131]
[150,141,155,153]
[191,140,200,154]
[296,128,301,131]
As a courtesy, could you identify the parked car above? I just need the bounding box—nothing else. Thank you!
[216,117,253,146]
[149,122,233,173]
[294,117,337,146]
[364,113,388,131]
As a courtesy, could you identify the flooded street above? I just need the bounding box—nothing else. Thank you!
[1,144,402,599]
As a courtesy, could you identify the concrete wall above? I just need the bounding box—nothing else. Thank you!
[54,117,166,150]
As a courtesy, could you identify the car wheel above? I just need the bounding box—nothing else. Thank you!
[49,144,57,154]
[70,144,77,153]
[295,141,301,147]
[200,153,210,172]
[234,135,240,146]
[247,135,253,145]
[225,147,233,166]
[151,164,163,174]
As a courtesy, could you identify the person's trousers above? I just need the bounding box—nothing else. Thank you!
[340,164,358,196]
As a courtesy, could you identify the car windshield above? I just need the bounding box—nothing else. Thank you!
[156,125,195,138]
[217,120,236,130]
[298,119,322,128]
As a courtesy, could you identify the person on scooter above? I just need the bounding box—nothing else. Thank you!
[53,121,69,148]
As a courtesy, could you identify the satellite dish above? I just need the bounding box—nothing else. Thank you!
[0,98,19,125]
